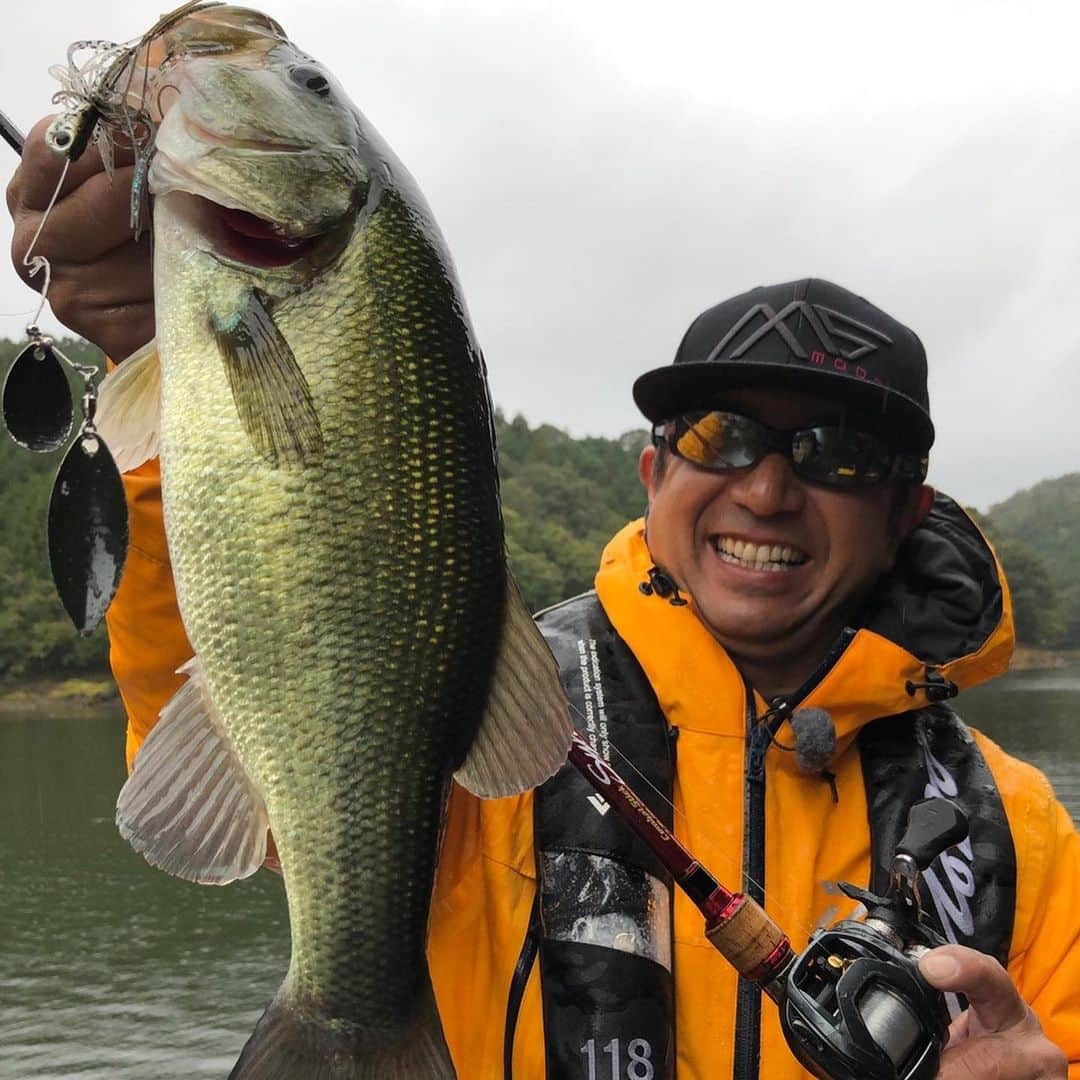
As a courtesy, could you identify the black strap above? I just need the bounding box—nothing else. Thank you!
[859,704,1016,964]
[529,592,677,1080]
[504,595,1019,1078]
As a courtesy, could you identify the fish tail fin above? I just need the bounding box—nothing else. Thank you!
[229,977,455,1080]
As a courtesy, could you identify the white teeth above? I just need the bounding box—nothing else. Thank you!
[713,537,806,570]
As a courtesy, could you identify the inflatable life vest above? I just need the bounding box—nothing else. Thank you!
[505,592,1016,1079]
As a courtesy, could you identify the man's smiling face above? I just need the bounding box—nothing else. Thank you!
[639,387,910,685]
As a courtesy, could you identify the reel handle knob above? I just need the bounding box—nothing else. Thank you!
[896,798,969,871]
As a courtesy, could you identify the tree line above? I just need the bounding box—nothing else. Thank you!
[0,337,1074,680]
[0,337,111,678]
[976,475,1080,649]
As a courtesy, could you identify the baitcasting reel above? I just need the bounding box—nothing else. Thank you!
[780,798,968,1080]
[565,734,970,1080]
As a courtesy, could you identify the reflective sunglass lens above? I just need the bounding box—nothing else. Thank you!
[791,432,816,466]
[667,412,912,488]
[675,412,763,469]
[674,413,724,462]
[797,428,891,486]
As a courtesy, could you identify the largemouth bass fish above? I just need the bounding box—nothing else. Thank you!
[95,5,572,1076]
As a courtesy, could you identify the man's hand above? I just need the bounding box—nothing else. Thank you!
[919,944,1068,1079]
[6,115,155,361]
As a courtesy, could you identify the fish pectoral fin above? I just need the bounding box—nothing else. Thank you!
[211,289,323,467]
[116,655,270,885]
[95,339,162,472]
[454,570,573,798]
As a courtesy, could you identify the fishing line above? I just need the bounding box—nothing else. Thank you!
[20,159,71,327]
[43,3,218,236]
[562,695,818,942]
[606,724,817,942]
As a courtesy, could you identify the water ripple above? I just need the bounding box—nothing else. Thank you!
[0,711,289,1079]
[2,683,1078,1078]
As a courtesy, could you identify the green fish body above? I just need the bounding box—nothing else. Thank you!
[100,6,571,1077]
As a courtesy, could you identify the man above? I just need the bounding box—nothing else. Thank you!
[8,118,1078,1078]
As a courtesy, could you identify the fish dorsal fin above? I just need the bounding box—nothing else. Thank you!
[454,572,573,798]
[116,655,269,884]
[95,339,162,472]
[212,289,323,467]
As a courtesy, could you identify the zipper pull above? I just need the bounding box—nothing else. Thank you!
[747,723,771,784]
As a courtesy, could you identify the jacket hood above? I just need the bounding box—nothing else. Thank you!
[861,492,1012,681]
[594,491,1013,747]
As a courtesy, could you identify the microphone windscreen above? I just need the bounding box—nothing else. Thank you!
[790,707,836,774]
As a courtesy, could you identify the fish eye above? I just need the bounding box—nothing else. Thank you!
[290,65,331,97]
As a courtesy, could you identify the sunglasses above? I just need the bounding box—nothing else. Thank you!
[651,411,928,488]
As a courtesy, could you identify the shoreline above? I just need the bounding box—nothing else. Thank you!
[1,645,1074,711]
[1009,646,1077,672]
[0,674,120,714]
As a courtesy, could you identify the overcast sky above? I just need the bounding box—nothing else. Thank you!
[2,0,1078,510]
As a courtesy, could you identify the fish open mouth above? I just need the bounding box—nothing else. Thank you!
[211,203,322,268]
[156,189,355,275]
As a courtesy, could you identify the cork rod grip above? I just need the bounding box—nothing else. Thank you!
[704,895,787,978]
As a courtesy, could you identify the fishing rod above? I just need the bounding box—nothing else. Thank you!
[1,88,952,1077]
[567,730,963,1080]
[0,110,24,156]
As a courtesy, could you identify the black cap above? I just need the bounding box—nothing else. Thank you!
[633,279,934,452]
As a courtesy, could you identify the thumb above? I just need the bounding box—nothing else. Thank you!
[919,945,1029,1035]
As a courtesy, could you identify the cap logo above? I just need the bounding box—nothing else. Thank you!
[705,301,894,364]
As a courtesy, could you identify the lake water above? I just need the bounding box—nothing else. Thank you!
[0,702,290,1079]
[1,667,1078,1079]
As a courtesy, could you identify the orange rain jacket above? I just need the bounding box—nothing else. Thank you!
[106,463,1080,1079]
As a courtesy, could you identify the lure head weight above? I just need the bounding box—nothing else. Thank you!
[45,103,100,161]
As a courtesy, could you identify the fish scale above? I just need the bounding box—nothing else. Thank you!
[160,195,505,1030]
[104,8,571,1075]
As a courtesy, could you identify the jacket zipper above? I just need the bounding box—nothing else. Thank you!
[732,627,856,1080]
[733,690,768,1080]
[503,893,541,1079]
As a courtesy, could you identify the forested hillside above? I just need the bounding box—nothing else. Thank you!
[983,475,1080,648]
[499,414,647,610]
[0,335,1075,680]
[0,337,649,680]
[0,338,110,677]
